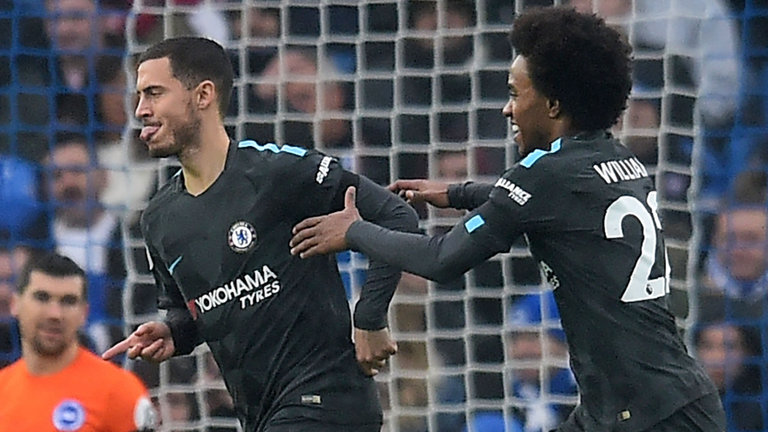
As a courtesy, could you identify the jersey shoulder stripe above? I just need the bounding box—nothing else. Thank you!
[238,140,308,157]
[520,138,562,168]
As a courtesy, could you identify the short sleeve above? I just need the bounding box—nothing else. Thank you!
[273,150,346,218]
[486,163,556,232]
[107,370,156,432]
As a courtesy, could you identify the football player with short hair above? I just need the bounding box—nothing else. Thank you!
[103,37,418,432]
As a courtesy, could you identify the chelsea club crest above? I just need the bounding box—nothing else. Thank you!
[228,221,257,253]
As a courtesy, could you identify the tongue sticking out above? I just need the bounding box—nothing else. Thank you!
[140,125,160,142]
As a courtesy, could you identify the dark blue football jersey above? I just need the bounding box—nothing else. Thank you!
[346,132,718,432]
[141,141,382,431]
[479,133,716,431]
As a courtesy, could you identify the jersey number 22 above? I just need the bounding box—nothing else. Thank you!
[604,191,670,303]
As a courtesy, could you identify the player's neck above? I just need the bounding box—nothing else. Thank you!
[23,342,80,376]
[180,122,230,196]
[553,118,576,142]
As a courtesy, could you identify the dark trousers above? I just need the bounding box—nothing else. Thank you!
[263,420,382,432]
[554,392,726,432]
[643,392,725,432]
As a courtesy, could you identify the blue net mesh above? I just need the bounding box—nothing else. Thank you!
[0,0,129,367]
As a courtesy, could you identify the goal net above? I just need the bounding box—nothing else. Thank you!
[117,0,768,431]
[2,0,765,431]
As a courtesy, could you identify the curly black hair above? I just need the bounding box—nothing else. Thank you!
[510,6,632,131]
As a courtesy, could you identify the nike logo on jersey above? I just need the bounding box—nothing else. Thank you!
[593,157,648,184]
[168,255,183,275]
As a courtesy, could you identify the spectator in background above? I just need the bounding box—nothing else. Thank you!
[45,0,103,92]
[134,0,229,45]
[158,392,200,432]
[230,6,280,42]
[249,48,354,151]
[95,55,129,145]
[462,292,577,432]
[0,243,35,367]
[404,0,475,69]
[693,319,766,432]
[703,201,768,301]
[614,97,661,167]
[43,0,123,128]
[403,0,476,144]
[694,168,768,430]
[0,252,156,430]
[359,0,478,158]
[432,150,469,219]
[0,0,49,162]
[699,170,768,321]
[0,0,128,163]
[0,154,48,367]
[612,95,697,215]
[94,55,157,211]
[230,6,280,76]
[44,134,125,355]
[0,155,48,246]
[505,293,577,432]
[0,246,32,322]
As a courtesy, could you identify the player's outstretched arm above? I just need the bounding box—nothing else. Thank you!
[388,179,451,208]
[389,179,496,211]
[102,321,176,362]
[294,187,504,283]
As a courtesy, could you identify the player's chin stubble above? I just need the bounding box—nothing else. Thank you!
[31,335,68,357]
[148,104,202,158]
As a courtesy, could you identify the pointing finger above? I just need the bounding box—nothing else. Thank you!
[101,338,132,360]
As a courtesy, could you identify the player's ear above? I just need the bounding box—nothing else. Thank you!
[195,80,216,111]
[546,99,561,119]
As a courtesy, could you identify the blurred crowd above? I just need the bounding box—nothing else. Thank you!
[0,0,766,431]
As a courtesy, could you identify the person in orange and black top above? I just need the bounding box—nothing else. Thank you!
[0,252,156,431]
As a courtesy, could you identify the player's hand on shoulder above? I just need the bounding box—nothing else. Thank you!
[353,327,397,377]
[388,179,450,208]
[290,186,360,258]
[102,321,176,363]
